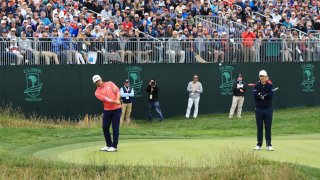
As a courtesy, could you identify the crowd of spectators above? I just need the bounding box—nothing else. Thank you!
[0,0,319,64]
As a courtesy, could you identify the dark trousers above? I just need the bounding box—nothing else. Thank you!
[102,108,122,148]
[148,101,164,121]
[255,107,273,147]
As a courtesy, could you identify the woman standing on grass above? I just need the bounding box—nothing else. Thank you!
[253,70,274,151]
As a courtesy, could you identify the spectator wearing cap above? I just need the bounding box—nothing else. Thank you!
[146,23,158,37]
[18,31,40,64]
[282,16,293,29]
[62,30,82,64]
[120,79,134,125]
[132,14,142,29]
[92,25,103,38]
[182,6,188,20]
[44,3,53,21]
[166,30,185,63]
[9,38,24,65]
[25,25,34,38]
[271,8,282,24]
[51,28,62,52]
[62,20,75,36]
[143,12,151,26]
[8,27,17,39]
[20,2,28,17]
[164,14,174,27]
[38,31,59,64]
[101,4,112,19]
[0,20,8,34]
[169,6,177,19]
[229,74,247,118]
[52,5,64,19]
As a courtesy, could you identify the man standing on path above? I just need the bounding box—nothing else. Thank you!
[93,75,121,152]
[120,79,134,125]
[253,70,275,151]
[186,74,203,119]
[229,74,247,119]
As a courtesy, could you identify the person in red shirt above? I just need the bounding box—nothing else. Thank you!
[241,27,256,62]
[93,75,122,152]
[122,16,133,31]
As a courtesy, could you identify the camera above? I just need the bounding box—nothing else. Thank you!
[150,80,156,86]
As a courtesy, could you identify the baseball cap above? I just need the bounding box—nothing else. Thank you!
[238,74,243,77]
[124,79,129,83]
[92,75,102,83]
[259,70,268,76]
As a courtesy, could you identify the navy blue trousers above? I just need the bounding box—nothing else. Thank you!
[255,107,273,147]
[102,108,122,148]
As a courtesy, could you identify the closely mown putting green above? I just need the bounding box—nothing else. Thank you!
[34,134,320,168]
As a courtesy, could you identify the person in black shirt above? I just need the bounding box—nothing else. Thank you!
[253,70,275,151]
[229,74,247,118]
[146,79,164,122]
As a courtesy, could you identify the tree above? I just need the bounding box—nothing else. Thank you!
[28,75,37,87]
[223,72,231,82]
[130,73,138,84]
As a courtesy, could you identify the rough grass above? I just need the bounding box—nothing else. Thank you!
[0,106,320,179]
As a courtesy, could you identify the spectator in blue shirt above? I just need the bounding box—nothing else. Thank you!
[40,11,51,26]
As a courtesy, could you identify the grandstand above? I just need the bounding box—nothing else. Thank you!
[0,0,319,65]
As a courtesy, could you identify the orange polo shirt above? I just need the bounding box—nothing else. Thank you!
[95,81,121,110]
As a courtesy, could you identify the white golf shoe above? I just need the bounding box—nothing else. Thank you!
[253,146,262,150]
[100,146,110,151]
[106,147,118,152]
[267,146,274,151]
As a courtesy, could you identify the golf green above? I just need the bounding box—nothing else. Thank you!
[34,134,320,168]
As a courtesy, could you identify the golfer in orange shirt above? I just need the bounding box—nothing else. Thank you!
[93,75,122,152]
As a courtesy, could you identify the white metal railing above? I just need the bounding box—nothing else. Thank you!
[194,16,229,35]
[196,15,248,39]
[0,37,319,65]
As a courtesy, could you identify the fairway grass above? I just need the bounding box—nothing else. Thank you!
[34,134,320,168]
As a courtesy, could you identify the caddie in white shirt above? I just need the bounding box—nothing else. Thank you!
[186,74,203,119]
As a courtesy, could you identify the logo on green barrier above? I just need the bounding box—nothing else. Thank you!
[301,64,315,92]
[24,68,43,101]
[126,66,143,97]
[219,66,235,95]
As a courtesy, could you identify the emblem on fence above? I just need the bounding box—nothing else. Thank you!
[301,64,315,92]
[24,68,43,101]
[219,65,235,95]
[126,66,143,97]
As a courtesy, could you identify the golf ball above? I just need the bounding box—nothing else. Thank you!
[219,63,222,66]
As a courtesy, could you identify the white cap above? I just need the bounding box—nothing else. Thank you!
[92,75,102,83]
[259,70,268,76]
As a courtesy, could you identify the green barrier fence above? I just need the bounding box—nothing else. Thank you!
[0,63,319,120]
